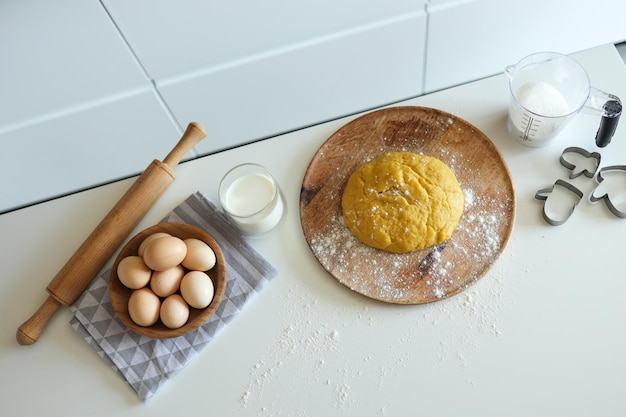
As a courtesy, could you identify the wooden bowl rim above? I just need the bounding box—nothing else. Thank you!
[109,222,227,339]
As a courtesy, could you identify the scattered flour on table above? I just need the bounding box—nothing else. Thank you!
[237,250,520,415]
[238,160,519,414]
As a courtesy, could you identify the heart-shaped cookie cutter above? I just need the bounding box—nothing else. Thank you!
[589,165,626,218]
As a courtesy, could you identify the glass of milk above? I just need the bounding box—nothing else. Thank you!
[219,163,285,236]
[505,52,621,147]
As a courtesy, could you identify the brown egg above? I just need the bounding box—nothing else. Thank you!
[160,294,190,329]
[150,264,185,297]
[138,232,171,257]
[182,238,216,271]
[180,271,215,309]
[117,256,152,289]
[142,236,187,271]
[128,288,161,327]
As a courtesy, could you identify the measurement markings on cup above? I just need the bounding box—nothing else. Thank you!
[521,113,540,140]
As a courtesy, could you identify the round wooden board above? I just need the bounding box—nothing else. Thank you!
[300,106,516,304]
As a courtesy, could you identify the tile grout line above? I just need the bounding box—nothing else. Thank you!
[0,87,150,136]
[98,1,199,157]
[616,41,626,64]
[155,11,426,88]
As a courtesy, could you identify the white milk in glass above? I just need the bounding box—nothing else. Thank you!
[220,166,284,235]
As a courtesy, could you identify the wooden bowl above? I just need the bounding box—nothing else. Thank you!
[109,223,227,339]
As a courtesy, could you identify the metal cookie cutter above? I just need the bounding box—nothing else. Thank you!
[559,146,601,179]
[589,165,626,218]
[535,179,584,226]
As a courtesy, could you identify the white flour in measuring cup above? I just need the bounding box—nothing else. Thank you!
[515,81,570,116]
[505,52,613,147]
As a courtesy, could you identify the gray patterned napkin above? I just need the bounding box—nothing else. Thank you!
[69,191,277,401]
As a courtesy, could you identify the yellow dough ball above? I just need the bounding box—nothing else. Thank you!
[341,152,464,253]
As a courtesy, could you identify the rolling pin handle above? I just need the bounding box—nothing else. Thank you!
[16,296,62,345]
[163,122,207,168]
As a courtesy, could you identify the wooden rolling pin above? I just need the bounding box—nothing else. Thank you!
[16,122,206,345]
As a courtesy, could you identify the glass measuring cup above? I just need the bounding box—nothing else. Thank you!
[505,52,621,148]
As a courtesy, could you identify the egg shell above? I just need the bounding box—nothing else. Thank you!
[180,270,215,309]
[160,294,190,329]
[150,264,185,297]
[138,232,171,257]
[182,238,216,271]
[143,236,187,271]
[128,287,161,327]
[117,256,152,289]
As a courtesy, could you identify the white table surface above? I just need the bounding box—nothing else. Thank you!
[2,44,626,416]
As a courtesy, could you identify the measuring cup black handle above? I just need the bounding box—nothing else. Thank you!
[595,98,622,148]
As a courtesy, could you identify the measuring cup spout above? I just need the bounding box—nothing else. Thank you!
[504,65,516,80]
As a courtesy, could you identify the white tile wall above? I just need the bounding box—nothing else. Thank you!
[0,0,147,129]
[0,0,188,213]
[101,0,427,154]
[425,0,626,92]
[0,93,180,212]
[158,14,427,155]
[100,0,424,81]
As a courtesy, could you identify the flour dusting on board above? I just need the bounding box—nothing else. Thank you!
[307,179,512,303]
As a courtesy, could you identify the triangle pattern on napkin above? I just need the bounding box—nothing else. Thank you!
[70,191,277,401]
